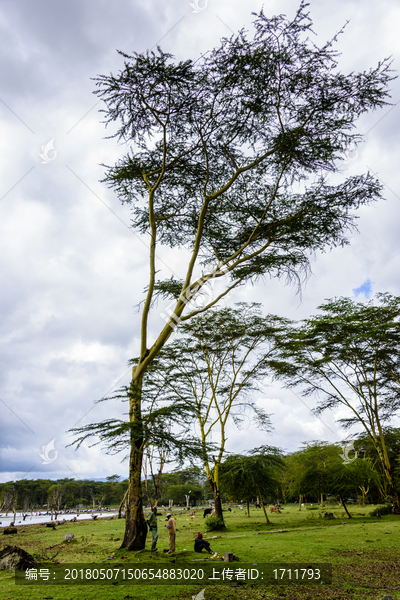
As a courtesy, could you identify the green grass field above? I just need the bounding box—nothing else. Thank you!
[1,503,399,599]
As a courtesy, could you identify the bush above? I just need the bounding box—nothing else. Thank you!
[369,505,393,517]
[205,517,226,531]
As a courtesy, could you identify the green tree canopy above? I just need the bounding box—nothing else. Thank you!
[219,447,285,521]
[291,441,381,517]
[270,293,400,513]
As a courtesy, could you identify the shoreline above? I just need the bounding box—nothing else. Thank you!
[0,510,118,529]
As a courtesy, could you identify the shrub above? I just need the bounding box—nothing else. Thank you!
[205,517,226,531]
[369,505,393,517]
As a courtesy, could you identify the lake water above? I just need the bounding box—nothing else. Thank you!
[0,510,118,528]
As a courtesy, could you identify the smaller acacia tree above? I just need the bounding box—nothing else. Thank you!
[271,294,400,514]
[292,442,380,518]
[142,442,169,510]
[280,452,308,510]
[355,428,400,504]
[219,447,285,522]
[292,442,335,511]
[142,304,288,520]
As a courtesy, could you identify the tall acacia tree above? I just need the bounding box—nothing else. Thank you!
[91,3,393,548]
[271,294,400,513]
[142,303,288,520]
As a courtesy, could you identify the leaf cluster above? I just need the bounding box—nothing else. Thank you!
[270,293,400,429]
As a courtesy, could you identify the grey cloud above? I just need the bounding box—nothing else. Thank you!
[1,0,400,481]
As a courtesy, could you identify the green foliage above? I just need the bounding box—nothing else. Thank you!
[165,484,203,505]
[287,441,382,505]
[204,516,226,531]
[271,294,400,426]
[270,294,400,512]
[97,3,393,291]
[369,505,393,516]
[219,449,285,502]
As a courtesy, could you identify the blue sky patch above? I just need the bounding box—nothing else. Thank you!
[353,279,373,299]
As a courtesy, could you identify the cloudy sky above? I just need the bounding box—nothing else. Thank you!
[1,0,399,483]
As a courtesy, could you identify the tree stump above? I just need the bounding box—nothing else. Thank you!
[223,552,233,562]
[0,546,36,570]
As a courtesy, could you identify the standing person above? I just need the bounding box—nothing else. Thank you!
[146,507,158,552]
[165,512,177,554]
[194,532,214,555]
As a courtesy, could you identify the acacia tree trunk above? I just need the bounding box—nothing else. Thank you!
[208,478,223,519]
[391,488,400,515]
[257,486,271,524]
[119,489,128,519]
[365,405,400,514]
[120,378,147,550]
[359,485,369,507]
[339,493,352,519]
[143,459,153,509]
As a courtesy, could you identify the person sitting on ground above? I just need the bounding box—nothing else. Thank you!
[194,532,214,555]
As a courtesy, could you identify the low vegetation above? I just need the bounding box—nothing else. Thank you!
[0,503,398,600]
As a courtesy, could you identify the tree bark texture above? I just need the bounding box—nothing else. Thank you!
[120,378,148,550]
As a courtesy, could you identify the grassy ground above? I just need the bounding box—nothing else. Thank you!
[0,503,399,599]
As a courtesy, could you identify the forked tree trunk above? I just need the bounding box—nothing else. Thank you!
[121,442,147,549]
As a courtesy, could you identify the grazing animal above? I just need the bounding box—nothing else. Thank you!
[269,505,281,514]
[254,503,262,509]
[203,507,212,518]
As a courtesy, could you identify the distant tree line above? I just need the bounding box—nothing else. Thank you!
[0,476,127,512]
[2,430,398,513]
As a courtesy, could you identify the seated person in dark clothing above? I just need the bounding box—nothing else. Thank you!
[194,532,214,554]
